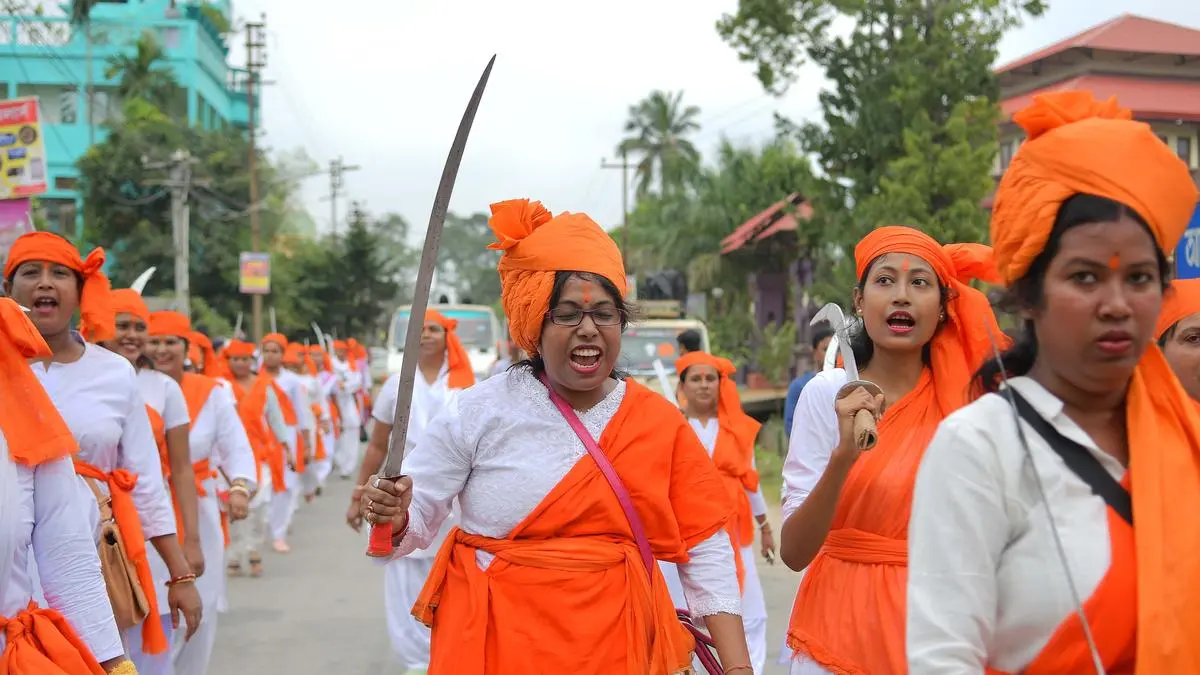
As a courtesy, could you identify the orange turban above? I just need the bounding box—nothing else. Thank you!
[188,331,224,378]
[110,289,150,324]
[308,344,333,372]
[283,343,306,366]
[148,311,191,338]
[4,232,115,342]
[488,198,626,356]
[675,351,759,441]
[991,92,1200,671]
[303,350,318,376]
[426,310,476,389]
[262,333,288,351]
[992,91,1198,284]
[223,339,256,359]
[855,226,1005,412]
[1157,280,1200,340]
[0,299,78,465]
[332,339,348,351]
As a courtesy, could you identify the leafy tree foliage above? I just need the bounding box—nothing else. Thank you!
[618,90,703,197]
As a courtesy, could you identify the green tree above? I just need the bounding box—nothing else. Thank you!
[104,31,180,113]
[618,90,703,197]
[436,212,502,307]
[717,0,1045,302]
[331,206,402,340]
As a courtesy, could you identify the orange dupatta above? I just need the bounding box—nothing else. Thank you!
[0,298,76,466]
[0,602,106,675]
[412,381,732,675]
[179,374,229,547]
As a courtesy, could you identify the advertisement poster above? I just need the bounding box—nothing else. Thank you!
[0,198,34,266]
[0,97,49,200]
[239,251,271,294]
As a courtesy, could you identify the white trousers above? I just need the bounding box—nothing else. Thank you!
[124,613,175,675]
[384,556,435,670]
[171,611,218,675]
[333,426,362,478]
[268,468,300,541]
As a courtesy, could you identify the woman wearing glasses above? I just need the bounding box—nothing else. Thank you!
[907,92,1200,671]
[360,199,751,674]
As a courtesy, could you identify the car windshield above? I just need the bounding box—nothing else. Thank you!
[392,309,495,351]
[619,326,685,375]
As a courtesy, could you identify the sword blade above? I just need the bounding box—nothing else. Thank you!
[380,55,496,480]
[130,266,157,295]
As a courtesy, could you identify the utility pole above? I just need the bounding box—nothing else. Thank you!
[245,14,268,342]
[326,156,360,235]
[600,150,636,261]
[143,150,210,318]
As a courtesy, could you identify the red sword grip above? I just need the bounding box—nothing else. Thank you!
[366,522,395,558]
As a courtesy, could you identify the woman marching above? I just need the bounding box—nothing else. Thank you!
[0,297,135,674]
[221,340,289,578]
[307,344,339,493]
[260,334,312,552]
[907,92,1200,671]
[4,232,202,664]
[1156,279,1200,404]
[780,225,1003,673]
[667,351,775,673]
[331,339,364,479]
[349,309,475,674]
[144,311,257,675]
[103,289,204,675]
[361,198,751,674]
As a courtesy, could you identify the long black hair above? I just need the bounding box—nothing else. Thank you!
[846,256,952,370]
[973,194,1171,395]
[511,270,634,379]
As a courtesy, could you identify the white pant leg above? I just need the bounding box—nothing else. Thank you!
[268,468,298,541]
[739,546,768,674]
[171,611,218,675]
[334,427,361,477]
[125,614,175,675]
[384,557,435,670]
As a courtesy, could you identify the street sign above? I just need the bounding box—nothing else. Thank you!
[0,98,48,200]
[1175,203,1200,280]
[239,252,271,294]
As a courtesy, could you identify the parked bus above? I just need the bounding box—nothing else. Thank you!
[386,304,503,382]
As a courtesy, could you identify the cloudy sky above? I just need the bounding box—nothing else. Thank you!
[231,0,1200,236]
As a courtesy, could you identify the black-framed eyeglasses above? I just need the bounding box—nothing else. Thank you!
[546,306,626,327]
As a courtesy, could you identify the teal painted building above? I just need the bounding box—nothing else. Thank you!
[0,1,255,231]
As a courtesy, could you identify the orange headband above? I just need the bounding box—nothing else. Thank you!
[148,311,191,338]
[283,342,306,366]
[1157,279,1200,340]
[426,309,476,389]
[332,339,348,351]
[262,333,288,350]
[488,198,626,356]
[188,331,223,378]
[223,339,257,359]
[110,288,150,324]
[991,91,1198,284]
[4,231,115,342]
[0,299,79,465]
[308,344,333,372]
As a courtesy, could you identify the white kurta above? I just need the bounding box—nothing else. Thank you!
[332,359,363,478]
[136,368,191,617]
[390,369,742,618]
[268,369,313,540]
[299,372,333,495]
[372,366,462,670]
[907,376,1127,673]
[2,443,124,661]
[169,381,257,675]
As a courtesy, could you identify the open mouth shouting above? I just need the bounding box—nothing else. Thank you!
[569,344,603,375]
[30,294,59,318]
[886,310,916,335]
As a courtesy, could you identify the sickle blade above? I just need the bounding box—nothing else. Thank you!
[366,55,496,558]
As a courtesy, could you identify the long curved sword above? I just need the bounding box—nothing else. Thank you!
[366,55,497,557]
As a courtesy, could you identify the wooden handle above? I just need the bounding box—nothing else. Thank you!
[852,408,878,450]
[366,523,395,557]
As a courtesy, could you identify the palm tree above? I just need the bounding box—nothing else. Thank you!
[104,31,179,113]
[618,90,703,197]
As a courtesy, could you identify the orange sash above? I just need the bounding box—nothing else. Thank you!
[268,379,304,473]
[191,457,229,548]
[179,374,228,546]
[0,602,106,674]
[145,405,169,481]
[411,381,732,674]
[229,376,287,493]
[710,423,758,592]
[787,369,941,674]
[987,492,1136,675]
[311,403,327,460]
[72,459,168,654]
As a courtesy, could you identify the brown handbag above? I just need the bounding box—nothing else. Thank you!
[81,475,151,631]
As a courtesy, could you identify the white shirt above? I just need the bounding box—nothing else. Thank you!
[687,417,768,518]
[274,369,316,433]
[332,359,362,428]
[32,341,175,541]
[391,369,742,617]
[1,445,124,660]
[374,365,461,559]
[907,377,1125,673]
[782,369,848,520]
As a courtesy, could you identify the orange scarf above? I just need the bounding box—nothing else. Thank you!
[1156,279,1200,340]
[0,299,76,466]
[228,375,287,493]
[0,602,106,674]
[179,373,226,545]
[990,91,1200,672]
[425,310,476,389]
[72,459,168,654]
[412,381,731,674]
[787,226,1005,673]
[4,232,114,342]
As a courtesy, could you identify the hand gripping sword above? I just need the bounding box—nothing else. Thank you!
[365,55,496,558]
[811,303,884,450]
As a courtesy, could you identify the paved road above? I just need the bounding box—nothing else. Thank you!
[211,473,802,674]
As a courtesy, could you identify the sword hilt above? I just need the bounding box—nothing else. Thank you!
[364,474,403,558]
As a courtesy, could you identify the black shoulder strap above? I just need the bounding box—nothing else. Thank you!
[1009,389,1133,526]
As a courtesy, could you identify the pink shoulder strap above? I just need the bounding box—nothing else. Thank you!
[538,374,655,575]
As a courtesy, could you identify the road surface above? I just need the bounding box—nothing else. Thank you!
[211,473,802,674]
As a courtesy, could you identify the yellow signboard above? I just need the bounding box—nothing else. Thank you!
[0,97,48,200]
[239,252,271,295]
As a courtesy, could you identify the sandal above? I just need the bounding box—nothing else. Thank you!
[227,561,243,577]
[249,556,264,577]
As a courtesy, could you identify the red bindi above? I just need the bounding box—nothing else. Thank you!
[582,290,592,304]
[901,259,910,272]
[1108,254,1121,271]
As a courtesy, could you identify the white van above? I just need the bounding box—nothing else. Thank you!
[386,304,502,382]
